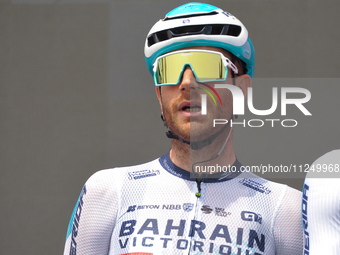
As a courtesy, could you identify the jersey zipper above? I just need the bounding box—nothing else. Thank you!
[187,178,204,254]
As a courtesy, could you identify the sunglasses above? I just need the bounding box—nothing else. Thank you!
[152,49,238,86]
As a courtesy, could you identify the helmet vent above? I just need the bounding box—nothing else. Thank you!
[226,25,241,37]
[147,24,241,47]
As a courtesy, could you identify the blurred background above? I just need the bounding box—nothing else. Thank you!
[1,0,339,254]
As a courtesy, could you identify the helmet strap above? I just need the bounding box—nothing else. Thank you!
[231,54,237,85]
[165,123,230,150]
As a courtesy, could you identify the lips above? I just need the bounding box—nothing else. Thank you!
[178,101,202,117]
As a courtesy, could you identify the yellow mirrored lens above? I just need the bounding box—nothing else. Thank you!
[155,51,226,85]
[190,52,225,81]
[156,54,185,84]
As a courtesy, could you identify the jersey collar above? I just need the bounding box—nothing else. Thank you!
[159,151,242,183]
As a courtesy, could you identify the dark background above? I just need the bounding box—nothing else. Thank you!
[1,0,339,254]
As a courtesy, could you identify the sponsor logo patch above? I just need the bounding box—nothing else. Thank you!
[201,205,213,214]
[128,170,160,180]
[215,207,232,217]
[241,211,262,224]
[239,178,271,194]
[183,203,194,212]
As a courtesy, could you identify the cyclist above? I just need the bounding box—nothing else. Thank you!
[64,3,303,254]
[302,149,340,254]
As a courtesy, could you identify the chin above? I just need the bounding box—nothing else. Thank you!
[168,118,219,142]
[189,125,215,142]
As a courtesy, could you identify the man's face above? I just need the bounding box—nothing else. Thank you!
[156,46,237,142]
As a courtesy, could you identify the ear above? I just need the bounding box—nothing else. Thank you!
[155,86,163,110]
[235,74,252,98]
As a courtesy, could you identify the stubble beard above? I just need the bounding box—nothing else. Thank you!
[162,101,191,142]
[162,100,232,144]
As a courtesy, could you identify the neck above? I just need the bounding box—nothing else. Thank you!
[169,127,236,172]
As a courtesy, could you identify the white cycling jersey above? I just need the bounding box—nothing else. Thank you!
[302,149,340,255]
[64,152,302,255]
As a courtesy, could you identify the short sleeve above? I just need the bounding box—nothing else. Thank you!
[273,186,303,254]
[63,169,119,255]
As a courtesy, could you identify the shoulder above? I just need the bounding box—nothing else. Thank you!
[258,179,303,254]
[237,172,302,219]
[302,150,340,255]
[306,149,340,179]
[238,172,301,199]
[85,157,162,190]
[244,172,301,208]
[312,149,340,163]
[304,149,340,199]
[262,177,302,210]
[76,157,163,216]
[276,184,302,211]
[303,149,340,209]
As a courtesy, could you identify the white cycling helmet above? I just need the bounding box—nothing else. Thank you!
[144,2,255,79]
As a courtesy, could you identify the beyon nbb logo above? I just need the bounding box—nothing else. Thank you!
[201,84,312,127]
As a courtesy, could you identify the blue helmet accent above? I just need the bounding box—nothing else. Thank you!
[166,3,219,18]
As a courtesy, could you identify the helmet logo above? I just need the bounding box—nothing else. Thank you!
[222,11,235,20]
[183,19,190,24]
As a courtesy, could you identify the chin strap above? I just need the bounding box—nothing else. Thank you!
[165,123,230,150]
[162,114,233,150]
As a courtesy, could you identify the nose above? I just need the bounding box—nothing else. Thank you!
[179,65,199,91]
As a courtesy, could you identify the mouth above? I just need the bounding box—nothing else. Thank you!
[179,101,202,117]
[181,105,201,112]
